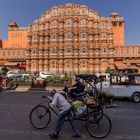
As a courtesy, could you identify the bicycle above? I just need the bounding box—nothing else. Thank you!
[29,74,112,138]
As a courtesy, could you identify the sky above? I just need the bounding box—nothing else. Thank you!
[0,0,140,45]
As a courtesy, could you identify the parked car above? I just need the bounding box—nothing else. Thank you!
[20,73,32,79]
[96,73,140,103]
[6,71,21,78]
[39,71,55,79]
[19,72,32,79]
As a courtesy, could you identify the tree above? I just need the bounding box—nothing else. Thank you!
[1,66,8,74]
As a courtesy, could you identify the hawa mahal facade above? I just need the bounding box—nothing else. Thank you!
[0,3,140,74]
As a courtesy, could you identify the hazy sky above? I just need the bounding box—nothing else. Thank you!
[0,0,140,44]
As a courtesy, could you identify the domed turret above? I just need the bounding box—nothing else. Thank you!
[110,12,119,17]
[8,22,18,30]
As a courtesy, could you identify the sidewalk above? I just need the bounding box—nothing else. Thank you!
[3,85,64,92]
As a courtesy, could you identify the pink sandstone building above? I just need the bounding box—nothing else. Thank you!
[0,3,140,74]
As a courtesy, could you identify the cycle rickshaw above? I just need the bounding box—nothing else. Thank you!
[29,74,112,138]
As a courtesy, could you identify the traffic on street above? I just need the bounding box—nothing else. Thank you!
[0,90,139,140]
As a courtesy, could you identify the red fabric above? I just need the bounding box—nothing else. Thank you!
[19,64,26,68]
[0,76,3,84]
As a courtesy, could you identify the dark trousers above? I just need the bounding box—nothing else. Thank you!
[52,108,80,136]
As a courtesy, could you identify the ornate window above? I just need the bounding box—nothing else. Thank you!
[45,36,49,41]
[65,32,72,40]
[101,33,107,40]
[80,19,86,26]
[109,34,113,40]
[80,9,86,15]
[51,34,57,40]
[50,60,56,68]
[33,35,38,41]
[94,22,98,28]
[51,47,56,54]
[41,16,44,23]
[108,22,112,29]
[40,36,44,42]
[66,9,71,15]
[80,47,87,53]
[65,46,73,54]
[32,48,37,54]
[51,20,57,27]
[94,35,99,40]
[45,23,49,29]
[101,45,107,53]
[40,24,44,30]
[52,10,57,16]
[66,19,72,27]
[100,22,106,28]
[80,33,87,40]
[74,22,78,27]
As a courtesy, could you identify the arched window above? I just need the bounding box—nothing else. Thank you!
[101,46,107,53]
[94,35,99,40]
[51,34,57,40]
[32,48,37,54]
[40,24,44,30]
[80,47,87,53]
[101,33,107,39]
[80,19,86,26]
[80,33,87,39]
[50,60,56,68]
[45,23,49,29]
[65,32,72,40]
[100,22,106,28]
[109,34,113,40]
[94,22,98,28]
[51,47,56,54]
[51,20,57,27]
[65,46,73,54]
[66,19,72,26]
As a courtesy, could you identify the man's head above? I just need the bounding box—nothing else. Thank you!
[50,89,56,97]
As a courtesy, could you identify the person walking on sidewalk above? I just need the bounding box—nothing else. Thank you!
[49,89,81,139]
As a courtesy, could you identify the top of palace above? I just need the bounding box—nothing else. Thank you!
[38,3,100,20]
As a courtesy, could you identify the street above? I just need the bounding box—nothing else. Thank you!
[0,90,140,140]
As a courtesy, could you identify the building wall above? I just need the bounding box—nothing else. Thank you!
[0,3,140,73]
[2,26,28,49]
[26,3,115,74]
[110,13,124,47]
[0,23,27,69]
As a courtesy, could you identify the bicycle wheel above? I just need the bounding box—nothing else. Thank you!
[29,105,51,129]
[86,112,112,138]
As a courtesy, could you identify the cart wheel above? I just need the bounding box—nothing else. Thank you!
[29,105,51,129]
[86,112,112,138]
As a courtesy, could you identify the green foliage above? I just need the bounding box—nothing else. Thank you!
[1,66,8,74]
[45,75,72,86]
[105,67,116,74]
[25,71,33,77]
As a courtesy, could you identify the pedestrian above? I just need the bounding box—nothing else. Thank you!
[49,89,81,139]
[0,73,3,85]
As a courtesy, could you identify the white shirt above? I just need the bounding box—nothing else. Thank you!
[50,93,71,113]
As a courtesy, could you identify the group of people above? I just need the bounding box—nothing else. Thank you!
[48,77,85,139]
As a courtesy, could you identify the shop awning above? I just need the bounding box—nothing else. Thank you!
[5,62,18,66]
[115,64,127,69]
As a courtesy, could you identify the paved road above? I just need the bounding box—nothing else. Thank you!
[0,90,140,140]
